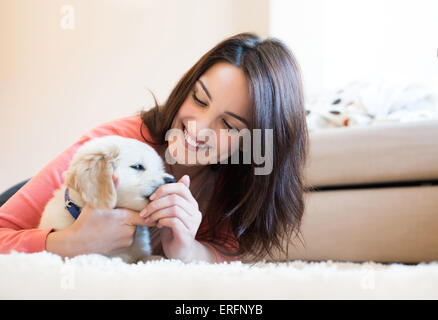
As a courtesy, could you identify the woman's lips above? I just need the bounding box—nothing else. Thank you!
[182,124,209,149]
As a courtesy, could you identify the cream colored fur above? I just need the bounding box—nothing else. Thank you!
[38,135,173,263]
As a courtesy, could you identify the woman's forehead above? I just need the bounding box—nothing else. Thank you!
[199,62,251,121]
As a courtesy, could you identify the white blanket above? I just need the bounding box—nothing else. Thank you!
[305,80,438,131]
[1,251,437,299]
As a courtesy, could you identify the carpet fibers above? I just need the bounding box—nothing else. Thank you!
[1,251,437,299]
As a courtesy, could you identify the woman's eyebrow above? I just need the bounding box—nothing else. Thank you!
[198,79,212,101]
[225,112,250,128]
[198,79,249,128]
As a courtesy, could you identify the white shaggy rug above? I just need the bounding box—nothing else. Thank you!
[1,251,437,299]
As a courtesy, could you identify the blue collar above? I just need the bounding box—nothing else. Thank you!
[64,188,81,219]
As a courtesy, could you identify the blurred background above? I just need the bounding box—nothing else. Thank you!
[0,0,437,191]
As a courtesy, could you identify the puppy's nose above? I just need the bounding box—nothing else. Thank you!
[164,176,177,184]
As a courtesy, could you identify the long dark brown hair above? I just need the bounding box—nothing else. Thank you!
[139,32,309,261]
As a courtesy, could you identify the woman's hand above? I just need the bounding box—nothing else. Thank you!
[46,204,148,258]
[139,175,202,262]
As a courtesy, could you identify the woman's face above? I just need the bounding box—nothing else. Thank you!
[168,62,251,166]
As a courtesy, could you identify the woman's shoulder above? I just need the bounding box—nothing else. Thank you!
[79,113,155,146]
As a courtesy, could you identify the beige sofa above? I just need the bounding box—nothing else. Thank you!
[282,119,438,263]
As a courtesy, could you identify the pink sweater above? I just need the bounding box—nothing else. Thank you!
[0,114,239,263]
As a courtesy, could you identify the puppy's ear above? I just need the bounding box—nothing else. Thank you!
[64,145,119,209]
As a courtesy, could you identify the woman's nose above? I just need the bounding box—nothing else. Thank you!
[187,118,211,130]
[186,119,214,140]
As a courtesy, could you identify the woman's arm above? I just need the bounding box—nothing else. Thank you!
[183,240,217,263]
[198,240,240,264]
[45,204,150,258]
[0,137,85,254]
[0,114,148,254]
[196,240,226,263]
[196,216,241,264]
[0,227,53,254]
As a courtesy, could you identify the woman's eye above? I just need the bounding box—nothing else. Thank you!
[223,119,237,132]
[191,88,237,132]
[192,90,208,107]
[130,164,145,171]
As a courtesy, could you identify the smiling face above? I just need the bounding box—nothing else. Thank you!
[168,62,252,166]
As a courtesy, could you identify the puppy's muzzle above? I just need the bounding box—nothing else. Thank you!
[164,176,177,184]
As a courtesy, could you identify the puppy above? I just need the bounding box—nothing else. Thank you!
[38,135,175,263]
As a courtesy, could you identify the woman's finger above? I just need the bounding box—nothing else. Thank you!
[156,216,189,235]
[149,182,197,209]
[141,193,194,218]
[146,206,192,231]
[119,208,150,227]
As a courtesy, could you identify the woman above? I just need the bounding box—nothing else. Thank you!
[0,32,309,263]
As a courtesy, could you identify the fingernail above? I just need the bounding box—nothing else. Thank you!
[150,193,156,200]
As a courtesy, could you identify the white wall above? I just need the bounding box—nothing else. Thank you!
[0,0,269,191]
[270,0,438,98]
[1,0,436,192]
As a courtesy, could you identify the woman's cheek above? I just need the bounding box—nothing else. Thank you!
[216,131,240,163]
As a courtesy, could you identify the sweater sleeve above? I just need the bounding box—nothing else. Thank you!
[0,136,86,253]
[0,114,148,254]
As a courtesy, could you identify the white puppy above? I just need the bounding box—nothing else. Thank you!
[39,135,175,263]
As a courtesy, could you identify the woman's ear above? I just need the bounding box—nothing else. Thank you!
[64,145,120,209]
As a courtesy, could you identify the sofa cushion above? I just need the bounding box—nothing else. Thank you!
[303,119,438,188]
[264,184,438,263]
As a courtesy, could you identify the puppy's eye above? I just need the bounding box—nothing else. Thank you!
[130,164,145,171]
